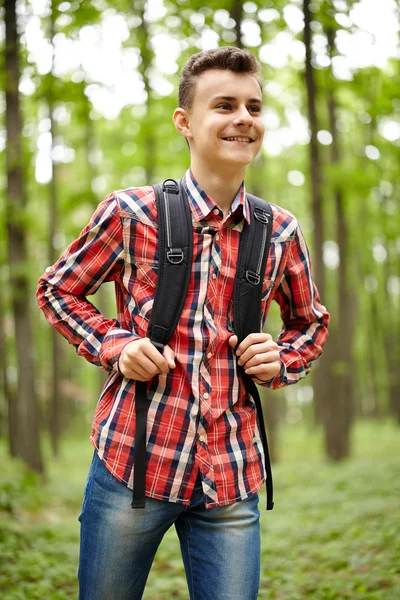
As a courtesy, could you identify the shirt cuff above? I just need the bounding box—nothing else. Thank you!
[99,328,141,372]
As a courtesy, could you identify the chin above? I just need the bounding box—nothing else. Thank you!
[224,151,256,166]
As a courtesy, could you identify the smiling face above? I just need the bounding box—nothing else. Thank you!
[173,69,264,177]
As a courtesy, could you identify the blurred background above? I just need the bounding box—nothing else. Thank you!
[1,0,399,598]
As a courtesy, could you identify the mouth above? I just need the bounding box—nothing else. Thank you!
[221,136,254,143]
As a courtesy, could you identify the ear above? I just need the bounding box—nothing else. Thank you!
[173,107,192,141]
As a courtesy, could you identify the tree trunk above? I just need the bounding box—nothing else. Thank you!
[303,0,332,431]
[135,0,156,182]
[384,251,400,422]
[303,0,325,297]
[322,25,354,459]
[4,0,43,472]
[0,284,17,453]
[231,0,243,49]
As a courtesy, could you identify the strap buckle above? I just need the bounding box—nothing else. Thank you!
[163,179,179,195]
[167,248,184,264]
[246,270,260,286]
[254,208,270,225]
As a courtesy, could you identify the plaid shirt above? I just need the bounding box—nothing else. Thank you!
[37,169,329,508]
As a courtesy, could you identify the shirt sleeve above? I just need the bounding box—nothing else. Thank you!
[262,221,330,390]
[36,193,139,372]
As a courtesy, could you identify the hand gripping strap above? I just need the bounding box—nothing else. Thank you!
[233,194,274,510]
[132,179,193,509]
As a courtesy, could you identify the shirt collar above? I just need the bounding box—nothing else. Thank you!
[183,168,250,224]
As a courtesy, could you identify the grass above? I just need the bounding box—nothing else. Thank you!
[0,420,399,599]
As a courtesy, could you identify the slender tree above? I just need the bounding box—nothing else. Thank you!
[324,22,354,458]
[302,0,333,433]
[303,0,325,297]
[4,0,43,471]
[135,0,157,182]
[231,0,244,49]
[0,281,16,451]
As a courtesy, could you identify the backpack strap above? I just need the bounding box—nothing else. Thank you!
[132,179,192,508]
[233,194,275,510]
[233,194,273,342]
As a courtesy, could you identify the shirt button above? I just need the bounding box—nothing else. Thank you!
[203,392,209,399]
[207,352,212,359]
[45,266,51,273]
[199,434,207,443]
[212,273,217,279]
[213,208,219,215]
[215,234,220,241]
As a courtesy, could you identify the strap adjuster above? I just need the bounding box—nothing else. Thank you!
[246,270,260,285]
[254,208,270,225]
[167,248,184,264]
[163,179,179,195]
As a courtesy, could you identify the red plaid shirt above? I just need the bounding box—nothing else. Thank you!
[37,169,329,508]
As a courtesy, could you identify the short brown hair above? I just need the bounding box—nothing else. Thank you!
[179,47,263,110]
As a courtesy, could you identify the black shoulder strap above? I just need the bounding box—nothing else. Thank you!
[148,179,193,347]
[233,194,273,344]
[233,194,275,511]
[132,178,192,509]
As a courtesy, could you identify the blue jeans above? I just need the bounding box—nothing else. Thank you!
[78,452,261,600]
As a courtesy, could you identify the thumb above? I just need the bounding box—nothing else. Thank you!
[163,344,176,369]
[228,334,238,348]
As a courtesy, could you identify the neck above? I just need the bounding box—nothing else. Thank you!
[190,160,246,214]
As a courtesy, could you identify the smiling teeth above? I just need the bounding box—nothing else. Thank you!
[225,137,252,142]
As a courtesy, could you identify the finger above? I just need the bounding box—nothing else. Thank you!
[120,354,154,379]
[121,365,151,381]
[245,360,280,378]
[163,345,176,369]
[228,335,238,347]
[142,340,170,374]
[236,332,272,356]
[135,353,165,377]
[238,340,278,366]
[238,341,269,365]
[241,348,280,369]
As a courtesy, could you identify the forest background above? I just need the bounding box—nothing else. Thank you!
[1,0,399,598]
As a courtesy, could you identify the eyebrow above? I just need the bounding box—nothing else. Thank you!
[210,95,263,104]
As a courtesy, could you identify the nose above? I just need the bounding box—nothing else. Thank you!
[233,105,254,126]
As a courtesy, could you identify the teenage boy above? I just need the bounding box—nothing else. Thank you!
[37,47,329,600]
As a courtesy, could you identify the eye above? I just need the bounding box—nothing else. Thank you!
[217,103,232,110]
[248,105,261,113]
